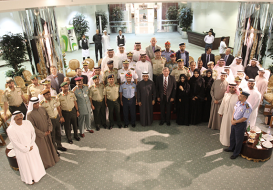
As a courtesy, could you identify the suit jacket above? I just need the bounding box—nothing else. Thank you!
[47,73,64,93]
[145,45,161,60]
[175,50,189,67]
[201,53,215,68]
[221,54,234,66]
[70,75,88,89]
[156,74,176,102]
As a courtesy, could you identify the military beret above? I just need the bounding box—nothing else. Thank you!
[75,77,83,81]
[92,75,99,80]
[154,49,161,53]
[30,74,38,80]
[107,60,114,65]
[179,43,185,46]
[241,90,250,97]
[41,89,50,95]
[60,82,68,87]
[170,53,176,58]
[165,41,171,45]
[41,79,51,84]
[126,72,132,77]
[127,52,133,56]
[123,60,129,64]
[177,59,184,62]
[108,74,114,79]
[6,77,14,83]
[248,78,255,82]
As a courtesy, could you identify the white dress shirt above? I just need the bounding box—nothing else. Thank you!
[219,41,227,54]
[163,75,169,86]
[204,35,215,44]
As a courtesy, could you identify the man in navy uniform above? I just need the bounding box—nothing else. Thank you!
[119,72,137,128]
[161,41,174,63]
[224,90,252,159]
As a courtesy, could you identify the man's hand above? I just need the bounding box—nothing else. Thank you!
[152,100,155,105]
[29,146,33,151]
[3,114,7,122]
[231,119,237,125]
[120,101,123,106]
[179,85,184,91]
[204,97,207,101]
[170,98,174,102]
[91,105,95,110]
[59,117,65,123]
[214,100,219,104]
[45,131,49,136]
[76,111,80,117]
[194,96,198,100]
[245,76,249,80]
[179,99,181,102]
[219,114,223,117]
[157,98,160,102]
[192,97,195,101]
[138,102,142,106]
[136,101,138,105]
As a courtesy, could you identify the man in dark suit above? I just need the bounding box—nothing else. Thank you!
[175,43,189,67]
[70,68,88,89]
[201,47,215,68]
[156,67,176,126]
[47,66,64,93]
[221,48,234,66]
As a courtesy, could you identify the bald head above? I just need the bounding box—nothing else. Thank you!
[225,48,231,55]
[150,37,157,47]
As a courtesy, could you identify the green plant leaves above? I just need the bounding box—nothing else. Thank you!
[177,6,193,31]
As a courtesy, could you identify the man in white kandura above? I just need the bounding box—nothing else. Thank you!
[243,79,261,127]
[230,57,244,76]
[255,68,268,104]
[101,49,120,72]
[135,53,153,81]
[218,83,239,146]
[7,111,46,185]
[102,30,110,56]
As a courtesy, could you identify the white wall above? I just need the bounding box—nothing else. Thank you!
[191,2,239,47]
[95,5,110,33]
[55,5,97,39]
[0,11,23,36]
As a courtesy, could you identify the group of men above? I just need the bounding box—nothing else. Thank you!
[3,35,270,185]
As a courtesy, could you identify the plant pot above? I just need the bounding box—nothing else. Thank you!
[163,24,177,32]
[182,31,188,39]
[111,27,118,33]
[178,28,183,35]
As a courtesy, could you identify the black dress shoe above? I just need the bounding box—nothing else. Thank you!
[159,121,165,125]
[103,124,107,129]
[96,126,100,131]
[57,151,60,157]
[224,148,233,152]
[119,125,122,129]
[68,140,73,144]
[167,122,171,126]
[132,124,136,128]
[75,136,81,141]
[124,125,128,128]
[57,147,67,151]
[230,155,238,159]
[109,125,113,130]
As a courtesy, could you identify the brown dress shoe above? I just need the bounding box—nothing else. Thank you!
[88,130,94,133]
[80,134,85,138]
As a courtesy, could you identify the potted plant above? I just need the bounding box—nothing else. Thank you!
[0,33,27,78]
[110,6,124,33]
[164,6,178,32]
[177,6,193,39]
[72,13,90,45]
[96,11,108,32]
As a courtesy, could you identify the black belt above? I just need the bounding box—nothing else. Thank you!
[123,96,135,100]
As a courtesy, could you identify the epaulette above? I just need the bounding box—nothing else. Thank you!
[72,86,77,92]
[40,100,45,104]
[173,66,178,70]
[57,93,61,98]
[246,103,249,109]
[114,68,118,70]
[184,66,189,70]
[69,90,74,93]
[162,57,166,60]
[161,49,165,52]
[51,96,56,99]
[170,50,175,53]
[104,70,109,73]
[83,84,88,86]
[130,68,135,71]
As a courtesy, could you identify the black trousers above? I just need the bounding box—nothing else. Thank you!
[160,95,172,122]
[50,116,62,149]
[9,102,27,120]
[95,43,102,62]
[83,56,90,61]
[122,96,136,125]
[107,99,121,125]
[228,121,246,157]
[93,100,106,127]
[62,108,78,141]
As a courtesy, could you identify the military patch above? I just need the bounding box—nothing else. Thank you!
[40,100,44,104]
[130,68,135,70]
[173,66,178,70]
[246,103,249,109]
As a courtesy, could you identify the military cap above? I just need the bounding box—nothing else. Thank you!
[234,76,242,82]
[170,53,176,58]
[30,74,38,80]
[92,75,99,80]
[75,77,83,81]
[41,89,50,95]
[83,62,89,66]
[107,60,114,65]
[179,43,185,46]
[108,74,114,79]
[60,82,68,87]
[93,67,100,70]
[127,52,133,56]
[41,79,51,84]
[154,49,161,53]
[123,60,129,64]
[177,59,184,62]
[241,90,250,97]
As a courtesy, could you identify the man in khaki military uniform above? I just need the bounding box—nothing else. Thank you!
[27,74,44,101]
[118,60,138,84]
[38,79,57,101]
[104,74,122,129]
[127,52,137,69]
[170,59,190,82]
[89,75,107,131]
[103,60,118,85]
[40,89,67,152]
[57,82,80,144]
[3,78,28,120]
[165,53,178,73]
[151,49,166,85]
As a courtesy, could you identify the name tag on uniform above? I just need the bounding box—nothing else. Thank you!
[17,91,22,96]
[84,94,87,97]
[94,90,97,92]
[123,88,126,89]
[121,73,124,74]
[78,92,81,94]
[132,87,135,89]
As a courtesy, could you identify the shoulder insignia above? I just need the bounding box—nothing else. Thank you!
[161,49,165,52]
[246,103,249,109]
[173,66,178,70]
[184,67,189,70]
[40,100,45,104]
[72,87,77,92]
[69,90,74,93]
[130,68,135,71]
[171,50,175,53]
[57,93,61,98]
[162,57,166,60]
[104,70,108,73]
[114,68,118,70]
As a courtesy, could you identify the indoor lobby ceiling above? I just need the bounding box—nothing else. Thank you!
[0,0,271,12]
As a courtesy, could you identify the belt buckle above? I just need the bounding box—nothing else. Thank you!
[128,98,130,100]
[113,99,116,101]
[99,100,102,102]
[68,109,71,111]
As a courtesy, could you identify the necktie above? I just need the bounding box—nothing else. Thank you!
[153,46,155,52]
[163,77,167,95]
[206,54,209,63]
[224,55,228,62]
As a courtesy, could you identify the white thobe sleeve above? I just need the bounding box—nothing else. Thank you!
[29,121,36,146]
[7,128,30,153]
[252,92,261,110]
[218,93,227,115]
